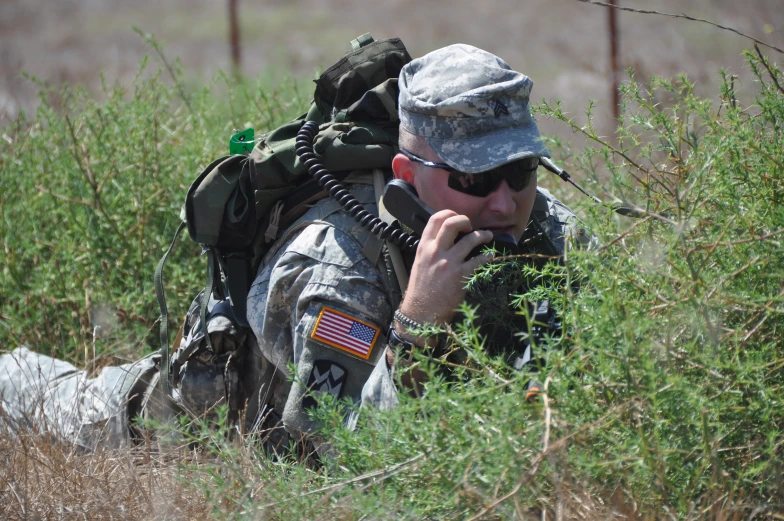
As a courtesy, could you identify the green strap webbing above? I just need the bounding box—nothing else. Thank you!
[201,248,218,353]
[208,250,250,329]
[350,33,374,50]
[225,256,250,328]
[154,220,186,405]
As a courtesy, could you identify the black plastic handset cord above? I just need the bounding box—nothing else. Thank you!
[295,121,420,251]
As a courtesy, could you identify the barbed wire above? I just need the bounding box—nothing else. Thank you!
[575,0,784,55]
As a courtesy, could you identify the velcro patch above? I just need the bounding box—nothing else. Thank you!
[311,307,380,360]
[302,360,347,409]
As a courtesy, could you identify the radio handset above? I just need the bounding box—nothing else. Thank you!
[382,179,519,258]
[382,179,434,237]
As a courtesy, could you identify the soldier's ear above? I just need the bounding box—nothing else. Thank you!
[392,153,416,184]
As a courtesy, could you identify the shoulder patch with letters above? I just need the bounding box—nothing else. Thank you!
[311,306,380,360]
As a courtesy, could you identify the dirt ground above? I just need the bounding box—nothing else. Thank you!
[1,0,782,140]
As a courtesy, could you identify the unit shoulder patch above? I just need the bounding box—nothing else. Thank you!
[310,306,380,360]
[302,359,347,409]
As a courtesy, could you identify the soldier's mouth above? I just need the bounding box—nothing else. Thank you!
[484,226,516,236]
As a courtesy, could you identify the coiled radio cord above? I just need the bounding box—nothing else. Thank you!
[295,120,420,252]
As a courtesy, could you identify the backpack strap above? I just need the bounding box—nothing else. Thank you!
[361,168,388,267]
[154,220,187,408]
[200,249,218,353]
[260,171,352,244]
[375,169,410,294]
[199,246,251,355]
[223,253,250,329]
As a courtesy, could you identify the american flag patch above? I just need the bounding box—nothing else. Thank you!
[311,307,380,360]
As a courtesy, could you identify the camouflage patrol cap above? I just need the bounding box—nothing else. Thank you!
[399,44,550,174]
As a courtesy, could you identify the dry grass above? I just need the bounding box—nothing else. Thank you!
[0,422,766,520]
[0,427,213,521]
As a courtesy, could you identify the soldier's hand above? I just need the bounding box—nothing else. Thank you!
[397,209,492,329]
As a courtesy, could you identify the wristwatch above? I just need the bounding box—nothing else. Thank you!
[386,324,417,359]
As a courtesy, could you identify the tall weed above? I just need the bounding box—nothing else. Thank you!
[0,55,305,363]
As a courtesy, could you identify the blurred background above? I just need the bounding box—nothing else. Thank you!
[1,0,782,139]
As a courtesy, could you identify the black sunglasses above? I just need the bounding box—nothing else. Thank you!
[399,149,538,198]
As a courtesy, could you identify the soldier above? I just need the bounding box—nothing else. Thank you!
[0,44,588,455]
[245,44,589,456]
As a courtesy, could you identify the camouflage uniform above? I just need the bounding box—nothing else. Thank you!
[245,177,391,446]
[0,347,160,449]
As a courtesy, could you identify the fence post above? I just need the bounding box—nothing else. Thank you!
[608,0,620,121]
[229,0,241,75]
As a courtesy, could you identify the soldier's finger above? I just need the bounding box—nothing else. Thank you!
[452,229,493,260]
[420,209,458,245]
[435,214,473,250]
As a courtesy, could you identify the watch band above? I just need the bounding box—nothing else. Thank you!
[387,324,417,356]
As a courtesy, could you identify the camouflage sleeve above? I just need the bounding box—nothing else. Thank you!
[0,347,160,450]
[247,221,392,439]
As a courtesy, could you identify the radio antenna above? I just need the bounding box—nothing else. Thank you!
[539,157,647,218]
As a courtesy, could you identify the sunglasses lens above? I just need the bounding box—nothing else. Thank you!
[506,168,536,191]
[447,159,538,197]
[518,157,539,170]
[448,172,496,196]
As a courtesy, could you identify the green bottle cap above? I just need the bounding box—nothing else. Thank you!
[229,128,254,155]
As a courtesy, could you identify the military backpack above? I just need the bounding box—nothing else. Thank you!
[154,34,412,409]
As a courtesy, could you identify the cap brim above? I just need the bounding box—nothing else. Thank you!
[425,123,551,174]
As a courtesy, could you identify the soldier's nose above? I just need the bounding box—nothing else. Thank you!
[485,179,516,215]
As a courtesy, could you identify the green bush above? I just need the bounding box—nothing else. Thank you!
[0,53,305,362]
[1,45,781,519]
